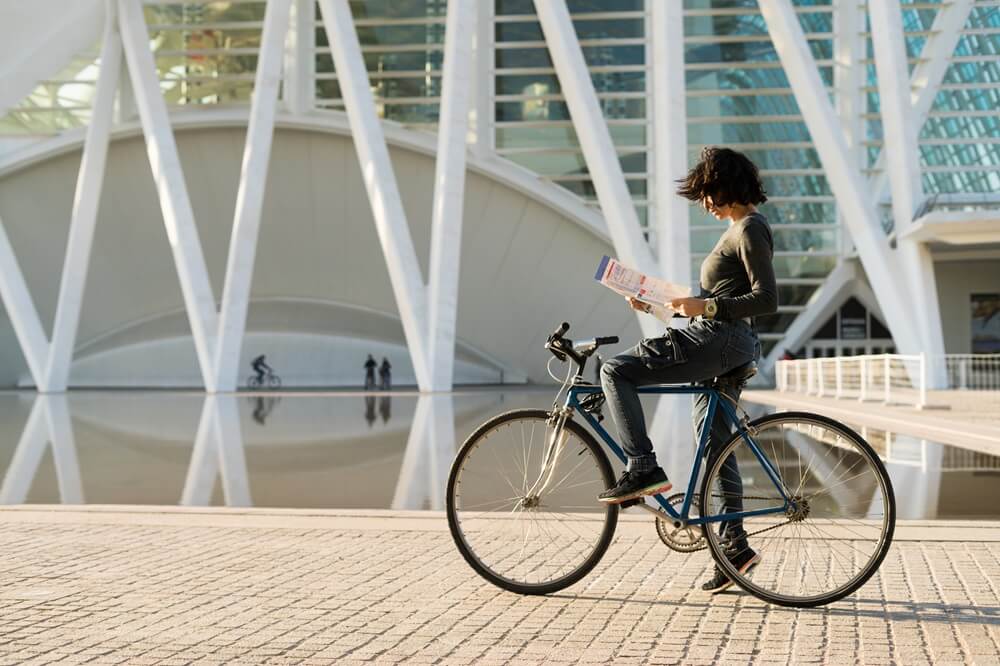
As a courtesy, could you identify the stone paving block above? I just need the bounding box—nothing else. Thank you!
[0,512,998,664]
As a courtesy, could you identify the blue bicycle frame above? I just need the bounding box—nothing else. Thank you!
[566,383,792,526]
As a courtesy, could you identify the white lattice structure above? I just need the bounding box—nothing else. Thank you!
[0,0,997,392]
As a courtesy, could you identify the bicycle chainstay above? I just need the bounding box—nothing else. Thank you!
[654,493,794,551]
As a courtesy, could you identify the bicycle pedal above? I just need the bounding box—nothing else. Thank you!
[618,497,644,509]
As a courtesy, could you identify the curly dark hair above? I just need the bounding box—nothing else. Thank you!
[675,146,767,208]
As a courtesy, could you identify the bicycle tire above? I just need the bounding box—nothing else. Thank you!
[699,411,895,608]
[447,409,619,595]
[268,375,282,389]
[247,375,261,389]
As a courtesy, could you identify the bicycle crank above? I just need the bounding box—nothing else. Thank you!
[655,494,707,553]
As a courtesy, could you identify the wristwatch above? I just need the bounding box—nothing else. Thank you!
[704,299,718,320]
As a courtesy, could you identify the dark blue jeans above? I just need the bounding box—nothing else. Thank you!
[599,318,760,546]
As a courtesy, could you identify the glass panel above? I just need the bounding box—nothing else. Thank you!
[497,0,643,15]
[143,3,267,24]
[503,150,646,176]
[496,71,646,95]
[496,98,645,122]
[496,125,646,149]
[496,45,645,68]
[349,0,446,19]
[496,19,643,42]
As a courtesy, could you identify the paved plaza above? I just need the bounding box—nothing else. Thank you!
[0,507,998,665]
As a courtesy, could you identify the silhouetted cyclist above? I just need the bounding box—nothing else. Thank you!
[252,354,273,385]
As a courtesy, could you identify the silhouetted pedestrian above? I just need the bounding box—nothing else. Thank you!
[364,354,377,390]
[379,357,392,390]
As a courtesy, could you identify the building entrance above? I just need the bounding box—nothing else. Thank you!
[803,297,895,359]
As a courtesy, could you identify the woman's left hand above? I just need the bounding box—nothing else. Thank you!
[667,297,707,317]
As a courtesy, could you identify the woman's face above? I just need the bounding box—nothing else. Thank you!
[701,195,730,221]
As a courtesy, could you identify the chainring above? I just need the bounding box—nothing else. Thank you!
[654,493,707,553]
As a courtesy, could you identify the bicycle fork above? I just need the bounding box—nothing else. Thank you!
[521,409,572,503]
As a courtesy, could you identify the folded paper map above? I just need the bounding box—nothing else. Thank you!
[594,255,690,321]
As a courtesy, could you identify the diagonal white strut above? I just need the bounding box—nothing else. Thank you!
[118,0,220,390]
[44,10,123,392]
[214,0,293,392]
[427,0,477,391]
[316,0,431,389]
[534,0,660,339]
[759,0,923,355]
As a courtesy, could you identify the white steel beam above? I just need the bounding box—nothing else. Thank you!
[0,215,49,386]
[651,0,690,290]
[214,0,293,392]
[533,0,660,338]
[44,11,122,392]
[472,0,495,157]
[282,0,315,116]
[870,0,947,382]
[833,0,865,258]
[427,0,477,391]
[118,0,220,391]
[181,396,251,506]
[759,0,924,355]
[869,0,975,203]
[316,0,431,389]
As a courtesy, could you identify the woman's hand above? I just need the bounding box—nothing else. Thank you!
[667,297,707,317]
[626,296,652,314]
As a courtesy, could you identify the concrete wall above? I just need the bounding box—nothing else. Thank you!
[934,258,1000,353]
[0,125,642,387]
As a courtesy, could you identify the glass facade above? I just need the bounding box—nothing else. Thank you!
[0,0,997,357]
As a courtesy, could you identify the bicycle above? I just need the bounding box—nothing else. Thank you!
[247,370,282,390]
[446,322,895,608]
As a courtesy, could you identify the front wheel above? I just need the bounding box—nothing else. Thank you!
[699,411,895,608]
[447,409,619,595]
[267,374,282,389]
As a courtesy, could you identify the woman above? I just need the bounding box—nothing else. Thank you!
[597,146,778,593]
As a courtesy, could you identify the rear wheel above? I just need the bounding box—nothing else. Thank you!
[699,412,895,608]
[447,409,618,595]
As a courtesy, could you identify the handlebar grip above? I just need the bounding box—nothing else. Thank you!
[552,322,570,338]
[596,336,619,346]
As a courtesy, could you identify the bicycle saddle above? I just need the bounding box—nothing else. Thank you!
[716,360,757,384]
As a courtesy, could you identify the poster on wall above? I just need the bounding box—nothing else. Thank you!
[971,293,1000,353]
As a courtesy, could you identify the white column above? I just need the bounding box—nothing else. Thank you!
[283,0,316,115]
[44,9,122,392]
[869,0,947,383]
[427,0,477,391]
[0,216,49,387]
[758,0,923,356]
[651,0,690,290]
[316,0,431,389]
[118,0,219,390]
[214,0,293,392]
[533,0,660,338]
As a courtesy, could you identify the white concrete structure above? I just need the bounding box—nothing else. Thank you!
[0,1,996,390]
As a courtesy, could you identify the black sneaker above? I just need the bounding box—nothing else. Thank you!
[597,467,672,504]
[701,545,761,594]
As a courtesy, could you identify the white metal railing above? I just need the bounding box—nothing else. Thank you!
[777,353,1000,409]
[943,355,1000,391]
[777,354,928,408]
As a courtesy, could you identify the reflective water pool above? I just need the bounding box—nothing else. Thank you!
[0,390,996,519]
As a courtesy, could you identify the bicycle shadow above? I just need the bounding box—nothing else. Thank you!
[547,592,1000,626]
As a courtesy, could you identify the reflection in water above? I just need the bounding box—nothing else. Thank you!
[250,396,280,426]
[0,392,996,518]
